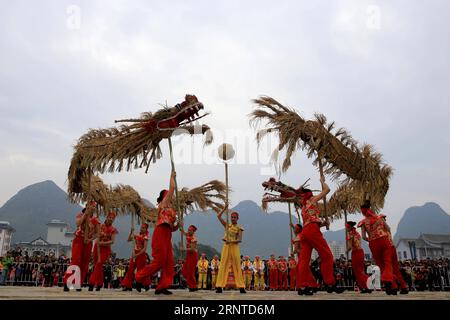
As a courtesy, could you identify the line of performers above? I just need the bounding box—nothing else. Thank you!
[63,171,408,296]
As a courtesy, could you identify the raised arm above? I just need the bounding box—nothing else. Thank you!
[127,228,134,242]
[216,206,228,228]
[310,176,330,203]
[161,171,176,208]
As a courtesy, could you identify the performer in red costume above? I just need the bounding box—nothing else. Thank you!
[267,254,278,291]
[88,211,118,291]
[180,224,199,292]
[288,255,297,291]
[358,200,397,295]
[297,176,343,295]
[135,171,180,295]
[290,223,318,293]
[277,256,288,290]
[121,222,150,292]
[345,221,372,293]
[63,201,100,292]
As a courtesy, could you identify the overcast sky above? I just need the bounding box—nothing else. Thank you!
[1,0,449,234]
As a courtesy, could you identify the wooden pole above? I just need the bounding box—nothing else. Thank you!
[84,169,92,244]
[295,207,301,225]
[168,137,184,256]
[288,203,294,254]
[344,210,349,260]
[225,162,230,242]
[318,157,330,230]
[130,213,135,261]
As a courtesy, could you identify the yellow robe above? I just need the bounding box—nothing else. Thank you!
[197,259,209,289]
[215,223,245,289]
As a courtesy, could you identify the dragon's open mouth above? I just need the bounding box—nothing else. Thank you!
[177,101,207,125]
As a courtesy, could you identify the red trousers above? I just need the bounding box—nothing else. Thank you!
[135,224,175,290]
[298,223,335,287]
[269,269,278,289]
[296,256,318,288]
[369,236,396,288]
[390,246,408,289]
[278,271,288,290]
[64,236,92,285]
[181,250,198,289]
[351,248,369,289]
[121,253,150,289]
[289,269,296,290]
[89,244,111,287]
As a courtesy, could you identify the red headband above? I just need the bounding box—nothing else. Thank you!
[231,212,239,218]
[188,225,197,232]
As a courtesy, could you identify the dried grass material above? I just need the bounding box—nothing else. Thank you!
[249,96,393,207]
[68,174,153,223]
[68,99,213,192]
[177,180,227,213]
[140,180,228,223]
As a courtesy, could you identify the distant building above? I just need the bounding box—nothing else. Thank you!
[329,241,346,259]
[396,234,450,260]
[13,219,74,258]
[310,241,347,261]
[0,221,15,257]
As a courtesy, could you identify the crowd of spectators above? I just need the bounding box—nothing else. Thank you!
[1,248,449,291]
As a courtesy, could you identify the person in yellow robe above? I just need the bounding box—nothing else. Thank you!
[197,253,209,289]
[215,206,246,294]
[253,256,265,291]
[210,255,220,290]
[241,256,253,290]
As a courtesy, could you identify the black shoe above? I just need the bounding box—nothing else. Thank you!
[216,287,223,293]
[122,287,131,292]
[326,285,344,294]
[189,288,198,292]
[135,282,142,293]
[360,288,373,294]
[76,288,82,292]
[63,285,69,292]
[144,286,150,292]
[95,286,101,291]
[298,288,313,296]
[155,289,173,295]
[400,288,409,295]
[88,285,94,292]
[385,282,392,295]
[239,288,247,294]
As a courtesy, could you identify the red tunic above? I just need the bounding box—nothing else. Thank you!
[278,260,287,272]
[301,202,321,227]
[99,224,118,246]
[74,213,100,239]
[156,205,177,229]
[268,259,278,270]
[358,214,388,241]
[347,228,362,250]
[288,259,297,269]
[134,233,149,254]
[186,234,197,250]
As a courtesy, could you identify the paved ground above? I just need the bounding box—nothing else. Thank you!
[0,287,449,300]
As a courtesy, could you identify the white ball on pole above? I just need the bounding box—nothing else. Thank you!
[218,143,235,161]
